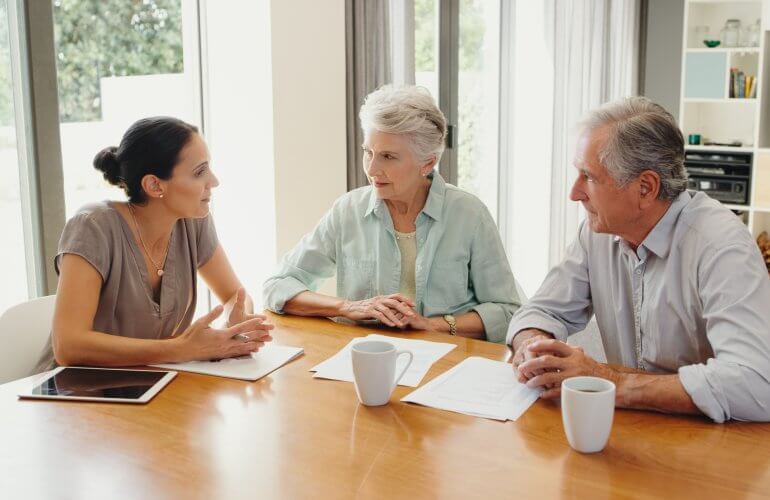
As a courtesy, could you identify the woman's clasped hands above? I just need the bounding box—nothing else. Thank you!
[340,293,434,330]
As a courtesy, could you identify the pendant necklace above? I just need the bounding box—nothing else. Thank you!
[127,203,170,277]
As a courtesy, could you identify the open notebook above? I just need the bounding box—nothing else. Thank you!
[152,343,304,381]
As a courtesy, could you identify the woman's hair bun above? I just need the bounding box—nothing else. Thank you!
[93,146,122,186]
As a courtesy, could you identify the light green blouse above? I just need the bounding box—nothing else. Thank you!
[262,173,521,343]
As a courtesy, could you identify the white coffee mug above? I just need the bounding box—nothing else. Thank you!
[561,376,616,453]
[351,340,413,406]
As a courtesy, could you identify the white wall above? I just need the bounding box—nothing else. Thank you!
[270,0,348,262]
[204,0,276,303]
[200,0,347,304]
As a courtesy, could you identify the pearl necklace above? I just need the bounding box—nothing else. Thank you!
[127,203,170,277]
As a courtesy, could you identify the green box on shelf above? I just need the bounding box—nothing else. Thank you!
[685,52,727,99]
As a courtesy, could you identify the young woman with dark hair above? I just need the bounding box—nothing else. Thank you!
[35,117,273,370]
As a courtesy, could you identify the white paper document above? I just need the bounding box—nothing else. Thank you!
[401,357,541,421]
[310,334,456,387]
[152,343,304,381]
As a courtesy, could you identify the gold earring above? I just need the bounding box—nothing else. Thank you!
[160,194,164,198]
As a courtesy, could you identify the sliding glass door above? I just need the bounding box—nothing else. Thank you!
[457,0,500,221]
[414,0,501,222]
[0,0,28,312]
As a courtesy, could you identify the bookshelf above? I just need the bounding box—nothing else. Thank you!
[679,0,770,246]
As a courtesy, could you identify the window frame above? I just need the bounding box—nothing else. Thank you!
[435,0,506,226]
[436,0,459,185]
[6,0,65,297]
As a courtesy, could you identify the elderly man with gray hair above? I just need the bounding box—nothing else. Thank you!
[264,84,520,342]
[509,96,770,422]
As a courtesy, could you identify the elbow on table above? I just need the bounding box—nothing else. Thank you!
[53,346,77,367]
[732,387,770,423]
[734,363,770,422]
[51,330,84,366]
[716,370,770,423]
[261,281,281,313]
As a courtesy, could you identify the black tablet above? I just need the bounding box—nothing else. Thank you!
[18,367,177,404]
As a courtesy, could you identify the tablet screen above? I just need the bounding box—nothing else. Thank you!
[31,367,169,400]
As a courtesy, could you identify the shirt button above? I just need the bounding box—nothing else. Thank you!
[636,269,642,275]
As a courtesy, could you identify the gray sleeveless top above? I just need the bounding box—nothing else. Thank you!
[34,201,219,372]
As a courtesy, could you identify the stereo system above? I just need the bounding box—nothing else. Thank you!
[684,150,752,205]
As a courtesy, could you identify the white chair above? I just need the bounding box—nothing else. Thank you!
[0,295,56,384]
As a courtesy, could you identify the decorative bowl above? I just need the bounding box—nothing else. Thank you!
[703,40,721,48]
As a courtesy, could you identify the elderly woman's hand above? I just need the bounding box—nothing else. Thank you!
[340,294,416,328]
[395,311,435,331]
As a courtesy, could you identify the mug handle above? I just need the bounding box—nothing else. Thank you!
[392,350,414,390]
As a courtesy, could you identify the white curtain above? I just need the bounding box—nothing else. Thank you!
[546,0,640,265]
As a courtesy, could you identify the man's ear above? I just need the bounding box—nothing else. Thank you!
[638,170,661,208]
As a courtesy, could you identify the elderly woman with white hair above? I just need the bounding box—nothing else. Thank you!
[263,85,520,342]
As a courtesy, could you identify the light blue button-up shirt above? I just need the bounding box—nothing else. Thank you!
[507,191,770,422]
[263,173,521,343]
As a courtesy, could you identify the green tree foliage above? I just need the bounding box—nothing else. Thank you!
[458,0,484,72]
[456,0,485,193]
[414,0,488,195]
[415,0,485,73]
[0,1,184,125]
[53,0,183,122]
[414,0,435,72]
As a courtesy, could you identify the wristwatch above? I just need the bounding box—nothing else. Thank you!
[443,314,457,336]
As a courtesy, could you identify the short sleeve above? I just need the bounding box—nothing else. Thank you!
[195,213,219,268]
[55,213,112,282]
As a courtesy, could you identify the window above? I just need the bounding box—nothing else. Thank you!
[414,0,501,221]
[0,0,29,312]
[52,0,203,217]
[52,0,210,311]
[457,0,500,220]
[414,0,438,100]
[2,0,275,315]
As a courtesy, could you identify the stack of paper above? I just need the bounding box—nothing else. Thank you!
[152,343,304,381]
[401,357,541,421]
[310,334,456,387]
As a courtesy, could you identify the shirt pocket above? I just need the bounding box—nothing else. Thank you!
[426,260,470,308]
[338,257,375,300]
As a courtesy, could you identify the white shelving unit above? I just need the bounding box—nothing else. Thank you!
[686,47,761,53]
[679,0,770,241]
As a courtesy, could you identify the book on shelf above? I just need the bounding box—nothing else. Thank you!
[729,68,756,99]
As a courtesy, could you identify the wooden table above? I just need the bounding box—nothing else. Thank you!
[1,314,769,499]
